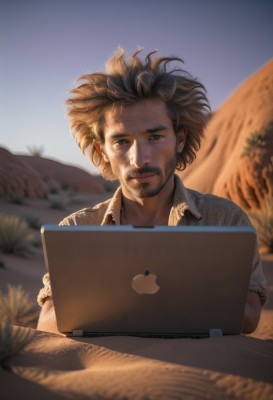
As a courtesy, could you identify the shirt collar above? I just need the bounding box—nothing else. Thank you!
[168,175,201,225]
[101,186,123,225]
[101,174,201,226]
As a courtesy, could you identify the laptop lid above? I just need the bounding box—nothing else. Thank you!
[41,225,256,338]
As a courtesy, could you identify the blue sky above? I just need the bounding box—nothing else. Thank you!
[1,0,272,174]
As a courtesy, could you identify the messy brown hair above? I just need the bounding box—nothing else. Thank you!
[65,48,210,180]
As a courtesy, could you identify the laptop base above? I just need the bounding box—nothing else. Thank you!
[68,328,223,339]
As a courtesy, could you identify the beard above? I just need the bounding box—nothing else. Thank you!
[124,157,177,199]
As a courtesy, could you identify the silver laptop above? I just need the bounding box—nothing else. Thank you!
[41,225,256,338]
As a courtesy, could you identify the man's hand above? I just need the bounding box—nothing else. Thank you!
[242,291,262,334]
[37,298,60,334]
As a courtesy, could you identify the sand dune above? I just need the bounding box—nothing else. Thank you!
[2,320,273,399]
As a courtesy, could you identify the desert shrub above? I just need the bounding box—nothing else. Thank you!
[27,144,45,157]
[8,196,26,205]
[67,196,86,206]
[24,214,42,230]
[249,196,273,253]
[0,323,36,370]
[0,285,39,327]
[241,132,265,158]
[30,232,42,248]
[61,181,70,191]
[48,183,60,194]
[48,196,66,210]
[0,215,33,254]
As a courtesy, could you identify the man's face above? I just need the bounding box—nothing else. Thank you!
[101,98,185,200]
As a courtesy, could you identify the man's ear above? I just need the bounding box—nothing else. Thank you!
[176,130,187,153]
[94,141,109,162]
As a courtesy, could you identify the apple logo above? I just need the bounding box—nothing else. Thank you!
[132,270,160,295]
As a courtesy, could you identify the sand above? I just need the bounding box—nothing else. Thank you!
[2,329,273,400]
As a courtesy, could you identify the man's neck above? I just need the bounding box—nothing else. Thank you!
[121,177,175,226]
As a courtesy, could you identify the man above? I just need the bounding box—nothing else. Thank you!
[37,48,266,334]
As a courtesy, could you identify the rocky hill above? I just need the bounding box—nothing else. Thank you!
[181,60,273,210]
[0,147,105,199]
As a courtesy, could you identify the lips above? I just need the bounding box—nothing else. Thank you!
[129,173,158,185]
[132,173,157,179]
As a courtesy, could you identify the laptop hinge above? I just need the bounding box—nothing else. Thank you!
[209,328,223,337]
[72,329,84,337]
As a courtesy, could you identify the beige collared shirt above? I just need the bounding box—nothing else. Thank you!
[37,175,267,306]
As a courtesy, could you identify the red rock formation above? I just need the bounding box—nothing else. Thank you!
[0,147,48,199]
[215,123,273,209]
[182,60,273,210]
[19,155,105,194]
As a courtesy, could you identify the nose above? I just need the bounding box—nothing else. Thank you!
[129,140,149,168]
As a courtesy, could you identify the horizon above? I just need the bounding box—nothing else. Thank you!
[1,0,273,174]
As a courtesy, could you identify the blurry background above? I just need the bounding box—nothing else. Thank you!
[1,0,273,174]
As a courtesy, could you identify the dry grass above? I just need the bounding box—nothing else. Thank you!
[241,131,266,157]
[241,121,273,158]
[0,285,39,327]
[0,215,34,255]
[0,285,38,370]
[23,213,42,230]
[0,323,36,370]
[27,144,45,157]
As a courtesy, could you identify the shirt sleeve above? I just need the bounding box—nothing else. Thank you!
[37,272,52,307]
[231,206,267,305]
[248,242,267,305]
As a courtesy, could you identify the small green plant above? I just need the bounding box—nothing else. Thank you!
[241,131,265,158]
[0,323,36,370]
[0,285,39,327]
[0,215,33,254]
[26,144,45,157]
[249,196,273,253]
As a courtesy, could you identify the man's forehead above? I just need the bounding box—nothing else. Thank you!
[104,99,170,128]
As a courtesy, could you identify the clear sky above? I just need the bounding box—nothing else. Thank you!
[1,0,272,174]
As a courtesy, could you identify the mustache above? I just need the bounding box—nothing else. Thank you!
[126,166,161,179]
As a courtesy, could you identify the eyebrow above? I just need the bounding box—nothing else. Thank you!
[145,125,168,134]
[108,133,128,140]
[108,125,168,139]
